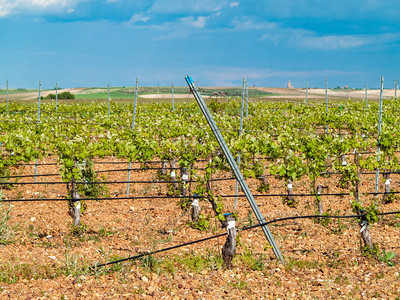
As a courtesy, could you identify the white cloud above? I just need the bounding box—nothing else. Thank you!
[299,33,400,50]
[127,13,150,25]
[260,26,400,50]
[0,0,88,17]
[124,15,208,40]
[149,0,231,14]
[231,17,276,30]
[181,16,207,28]
[229,1,239,8]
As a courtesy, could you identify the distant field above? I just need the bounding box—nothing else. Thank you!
[73,86,274,100]
[0,89,37,95]
[1,85,395,103]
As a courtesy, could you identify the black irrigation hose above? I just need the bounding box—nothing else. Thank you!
[0,173,60,179]
[0,179,194,185]
[87,211,400,271]
[1,194,199,202]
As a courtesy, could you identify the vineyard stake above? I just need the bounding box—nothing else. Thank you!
[126,77,139,196]
[185,75,284,264]
[37,81,41,122]
[234,77,246,210]
[395,79,398,100]
[55,82,58,115]
[34,81,41,183]
[365,83,368,110]
[325,77,328,114]
[6,79,9,115]
[375,77,384,196]
[245,77,248,118]
[305,80,308,104]
[131,77,139,129]
[172,82,175,111]
[107,83,110,116]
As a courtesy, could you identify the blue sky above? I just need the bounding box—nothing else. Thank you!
[0,0,399,89]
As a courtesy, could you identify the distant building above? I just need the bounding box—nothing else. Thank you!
[287,80,293,89]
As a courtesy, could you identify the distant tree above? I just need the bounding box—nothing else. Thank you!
[44,91,75,100]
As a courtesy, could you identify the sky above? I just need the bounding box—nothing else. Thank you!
[0,0,399,89]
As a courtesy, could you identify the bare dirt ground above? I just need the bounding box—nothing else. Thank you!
[0,157,399,299]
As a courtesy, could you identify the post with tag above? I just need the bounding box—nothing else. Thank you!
[181,167,189,196]
[69,176,81,226]
[359,210,374,254]
[222,213,237,269]
[191,194,200,223]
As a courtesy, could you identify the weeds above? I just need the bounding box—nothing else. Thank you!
[378,249,396,266]
[0,197,14,245]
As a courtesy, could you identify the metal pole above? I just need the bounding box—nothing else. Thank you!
[375,77,384,195]
[365,83,368,110]
[245,78,248,118]
[305,80,308,104]
[127,77,139,197]
[6,79,9,115]
[131,77,139,129]
[185,75,284,264]
[37,81,41,122]
[55,82,58,115]
[325,77,328,114]
[107,83,110,116]
[35,80,41,183]
[172,82,175,111]
[234,77,246,210]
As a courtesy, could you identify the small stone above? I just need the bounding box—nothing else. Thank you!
[46,235,53,240]
[141,276,148,282]
[30,217,36,222]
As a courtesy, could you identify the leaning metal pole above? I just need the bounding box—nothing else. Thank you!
[185,75,284,264]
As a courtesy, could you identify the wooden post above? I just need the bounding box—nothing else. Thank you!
[383,173,391,203]
[161,161,168,176]
[257,174,270,192]
[316,185,323,215]
[354,150,360,202]
[181,167,189,196]
[341,154,347,166]
[222,214,237,269]
[191,196,200,223]
[287,179,294,206]
[169,159,179,190]
[69,177,81,226]
[359,212,374,254]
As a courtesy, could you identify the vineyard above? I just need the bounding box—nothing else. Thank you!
[0,83,400,299]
